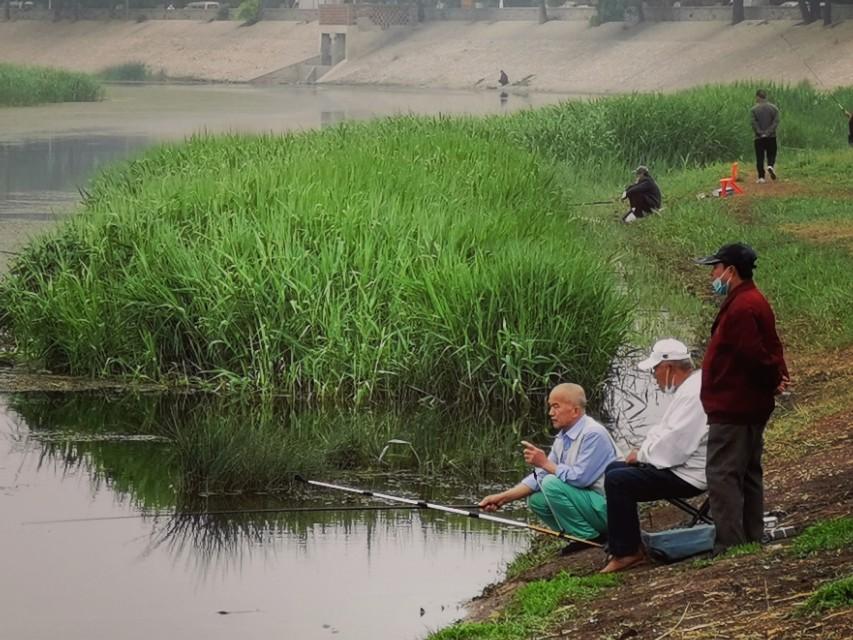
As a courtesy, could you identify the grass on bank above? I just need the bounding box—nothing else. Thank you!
[428,572,619,640]
[0,63,103,107]
[793,517,853,557]
[799,575,853,616]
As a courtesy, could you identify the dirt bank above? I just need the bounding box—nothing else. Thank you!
[1,19,852,91]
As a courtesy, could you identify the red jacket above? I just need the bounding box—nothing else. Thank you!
[701,281,788,425]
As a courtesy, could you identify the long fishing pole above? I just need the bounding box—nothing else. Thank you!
[566,200,616,207]
[779,31,847,112]
[296,475,603,547]
[22,502,483,526]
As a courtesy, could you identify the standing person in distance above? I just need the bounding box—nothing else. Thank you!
[694,242,789,555]
[752,89,780,183]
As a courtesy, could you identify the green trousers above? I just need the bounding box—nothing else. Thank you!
[527,474,608,539]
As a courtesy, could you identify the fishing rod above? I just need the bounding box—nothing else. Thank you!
[22,502,483,526]
[779,32,847,112]
[566,200,616,207]
[296,475,603,548]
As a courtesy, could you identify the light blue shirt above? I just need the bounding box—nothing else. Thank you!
[521,415,618,492]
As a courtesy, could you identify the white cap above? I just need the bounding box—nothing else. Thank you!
[637,339,691,371]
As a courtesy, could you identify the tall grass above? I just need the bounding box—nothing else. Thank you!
[0,117,631,408]
[2,81,851,405]
[0,63,104,107]
[500,82,853,179]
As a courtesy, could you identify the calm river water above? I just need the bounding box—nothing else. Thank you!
[0,83,665,639]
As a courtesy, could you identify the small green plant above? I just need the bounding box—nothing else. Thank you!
[793,517,853,557]
[237,0,260,23]
[798,575,853,615]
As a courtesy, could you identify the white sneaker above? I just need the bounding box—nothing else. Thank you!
[757,178,766,184]
[767,166,777,180]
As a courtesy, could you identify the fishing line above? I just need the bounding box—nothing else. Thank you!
[522,439,567,536]
[22,503,484,525]
[779,31,847,112]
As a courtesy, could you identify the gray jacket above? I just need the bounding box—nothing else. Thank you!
[751,101,780,139]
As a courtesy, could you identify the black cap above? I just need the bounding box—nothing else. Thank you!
[694,242,757,271]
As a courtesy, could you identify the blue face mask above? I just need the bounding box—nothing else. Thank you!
[712,268,732,296]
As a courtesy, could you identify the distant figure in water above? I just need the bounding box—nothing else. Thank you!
[499,70,509,87]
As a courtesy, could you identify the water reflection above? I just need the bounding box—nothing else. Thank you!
[1,393,528,640]
[0,135,151,217]
[604,347,672,453]
[9,392,534,508]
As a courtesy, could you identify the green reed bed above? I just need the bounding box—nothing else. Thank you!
[0,117,631,408]
[0,63,103,107]
[3,82,851,406]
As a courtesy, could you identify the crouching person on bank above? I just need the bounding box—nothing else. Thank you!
[600,339,709,573]
[479,383,619,554]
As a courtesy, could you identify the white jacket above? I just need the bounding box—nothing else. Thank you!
[637,371,709,490]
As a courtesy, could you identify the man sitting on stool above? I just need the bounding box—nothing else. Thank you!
[621,166,662,223]
[600,339,709,573]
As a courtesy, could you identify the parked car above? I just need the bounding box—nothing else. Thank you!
[10,1,36,9]
[186,1,220,8]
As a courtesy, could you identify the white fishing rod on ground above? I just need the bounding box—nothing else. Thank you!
[295,475,603,548]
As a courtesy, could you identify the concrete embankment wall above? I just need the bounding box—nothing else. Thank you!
[1,17,852,89]
[0,20,319,82]
[319,19,853,93]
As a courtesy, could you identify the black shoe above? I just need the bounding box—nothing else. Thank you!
[560,534,607,556]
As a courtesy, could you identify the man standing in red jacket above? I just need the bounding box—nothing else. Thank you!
[694,243,789,554]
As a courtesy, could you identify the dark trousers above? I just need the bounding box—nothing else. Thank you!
[604,461,704,557]
[626,192,656,216]
[754,137,777,179]
[706,422,766,553]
